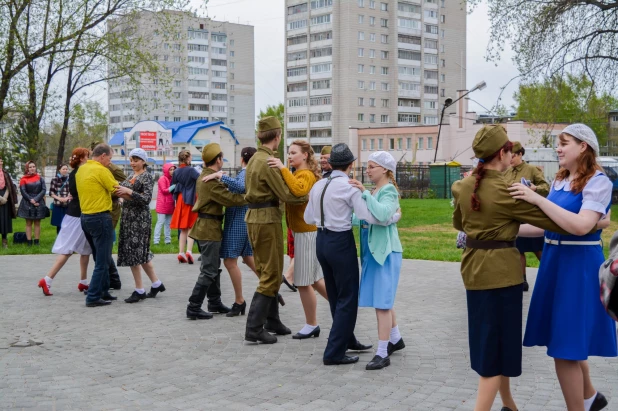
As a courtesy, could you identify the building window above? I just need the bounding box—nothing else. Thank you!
[288,115,307,123]
[358,64,364,73]
[424,70,439,80]
[398,138,403,150]
[378,139,384,149]
[288,50,307,61]
[425,85,439,94]
[380,2,388,11]
[369,49,376,58]
[440,15,445,23]
[312,79,331,89]
[310,31,333,41]
[287,66,307,77]
[380,18,388,28]
[174,80,181,87]
[398,18,421,30]
[425,10,438,18]
[311,0,333,9]
[310,128,332,137]
[358,31,365,40]
[311,63,332,73]
[425,24,438,34]
[370,0,376,8]
[399,98,420,106]
[424,54,438,65]
[287,98,308,107]
[230,51,235,57]
[418,137,423,149]
[381,34,388,44]
[310,46,333,57]
[441,29,445,38]
[358,97,364,106]
[230,39,235,46]
[440,89,445,97]
[359,14,364,23]
[424,100,437,109]
[310,112,331,121]
[370,139,375,150]
[358,48,364,57]
[441,59,446,67]
[381,99,389,107]
[358,0,364,7]
[424,116,439,125]
[381,67,389,75]
[381,82,389,91]
[310,14,332,26]
[440,44,445,53]
[398,66,420,76]
[398,49,422,61]
[407,138,411,149]
[370,33,376,42]
[287,34,308,46]
[440,74,446,82]
[288,82,308,92]
[154,116,159,121]
[310,95,332,105]
[362,139,367,150]
[288,130,308,138]
[358,113,364,121]
[369,81,376,90]
[358,80,365,89]
[380,115,389,123]
[389,138,395,150]
[427,137,433,149]
[425,39,438,49]
[398,2,420,13]
[369,97,376,106]
[288,19,308,30]
[370,114,376,123]
[370,65,376,74]
[369,16,375,25]
[399,113,420,123]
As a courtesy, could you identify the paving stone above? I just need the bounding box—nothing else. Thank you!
[0,254,616,410]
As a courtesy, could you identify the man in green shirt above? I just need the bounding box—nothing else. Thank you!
[504,141,550,291]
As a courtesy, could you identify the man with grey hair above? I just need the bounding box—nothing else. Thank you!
[76,144,118,307]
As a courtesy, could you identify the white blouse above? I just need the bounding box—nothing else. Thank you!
[551,171,612,217]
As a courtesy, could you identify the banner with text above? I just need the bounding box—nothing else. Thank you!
[140,131,157,150]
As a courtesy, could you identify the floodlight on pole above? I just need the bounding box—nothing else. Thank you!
[433,80,487,163]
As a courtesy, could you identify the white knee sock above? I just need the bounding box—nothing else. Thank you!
[135,288,145,294]
[389,325,401,344]
[584,392,597,411]
[298,324,318,334]
[152,280,161,288]
[45,276,53,287]
[376,340,389,358]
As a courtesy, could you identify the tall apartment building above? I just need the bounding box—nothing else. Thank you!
[108,11,255,151]
[284,0,466,154]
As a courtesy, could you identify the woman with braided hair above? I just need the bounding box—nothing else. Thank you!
[451,125,588,411]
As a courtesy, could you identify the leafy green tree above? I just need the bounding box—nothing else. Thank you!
[257,103,285,162]
[514,74,618,147]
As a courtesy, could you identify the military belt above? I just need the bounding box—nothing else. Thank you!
[247,200,279,209]
[465,238,516,250]
[198,212,224,221]
[544,237,601,246]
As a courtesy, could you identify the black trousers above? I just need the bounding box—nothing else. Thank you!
[316,228,360,361]
[188,240,222,307]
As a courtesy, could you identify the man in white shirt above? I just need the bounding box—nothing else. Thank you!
[304,143,381,365]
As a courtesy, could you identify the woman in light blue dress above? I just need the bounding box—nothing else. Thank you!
[350,151,403,371]
[510,124,616,411]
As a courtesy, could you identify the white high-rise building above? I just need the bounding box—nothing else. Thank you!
[284,0,466,154]
[108,11,255,153]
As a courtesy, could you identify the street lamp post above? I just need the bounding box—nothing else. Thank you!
[433,80,487,163]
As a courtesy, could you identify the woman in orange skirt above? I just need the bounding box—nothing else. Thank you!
[170,150,199,264]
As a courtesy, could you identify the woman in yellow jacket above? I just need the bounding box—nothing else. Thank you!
[268,140,328,339]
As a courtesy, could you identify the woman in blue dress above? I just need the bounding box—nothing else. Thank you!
[350,151,403,371]
[510,123,617,411]
[202,147,258,317]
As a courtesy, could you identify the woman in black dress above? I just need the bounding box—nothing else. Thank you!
[49,164,70,234]
[17,161,47,246]
[114,148,165,304]
[0,157,17,249]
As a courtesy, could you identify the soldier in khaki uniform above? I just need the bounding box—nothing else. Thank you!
[186,143,247,320]
[451,125,573,411]
[503,141,550,291]
[244,117,307,344]
[91,141,126,290]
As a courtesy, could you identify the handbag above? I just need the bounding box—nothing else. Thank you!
[599,231,618,322]
[13,232,27,244]
[43,205,51,218]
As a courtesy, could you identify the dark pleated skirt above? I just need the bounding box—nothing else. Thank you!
[0,188,13,236]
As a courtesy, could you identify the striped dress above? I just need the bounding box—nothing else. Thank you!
[220,169,252,258]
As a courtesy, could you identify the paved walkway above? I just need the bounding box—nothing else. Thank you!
[1,255,616,410]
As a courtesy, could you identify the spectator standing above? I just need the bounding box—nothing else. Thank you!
[154,163,176,245]
[17,161,47,246]
[0,157,17,249]
[171,150,199,264]
[49,164,70,234]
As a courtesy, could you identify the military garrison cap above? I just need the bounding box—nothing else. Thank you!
[512,141,523,153]
[258,116,281,132]
[473,125,509,159]
[321,146,332,155]
[202,143,222,163]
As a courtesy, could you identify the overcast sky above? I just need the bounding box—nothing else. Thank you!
[195,0,521,119]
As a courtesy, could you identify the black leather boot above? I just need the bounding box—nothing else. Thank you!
[207,269,230,313]
[245,292,277,344]
[186,282,212,320]
[33,239,40,246]
[27,240,33,247]
[109,260,122,290]
[265,295,291,335]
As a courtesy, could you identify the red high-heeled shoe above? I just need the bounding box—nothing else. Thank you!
[185,252,194,265]
[38,278,52,296]
[177,254,187,263]
[77,283,89,292]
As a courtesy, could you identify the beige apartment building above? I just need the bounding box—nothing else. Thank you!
[108,10,255,153]
[284,0,466,153]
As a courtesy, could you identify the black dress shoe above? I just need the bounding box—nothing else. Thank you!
[500,407,517,411]
[102,294,118,301]
[208,302,231,314]
[265,322,292,335]
[387,338,405,355]
[226,301,246,317]
[282,276,297,292]
[124,291,147,304]
[323,355,359,366]
[293,326,320,339]
[146,283,166,298]
[109,282,121,290]
[186,307,213,320]
[366,355,390,370]
[590,392,608,411]
[348,341,373,351]
[86,299,112,307]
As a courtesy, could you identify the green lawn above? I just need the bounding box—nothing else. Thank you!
[3,200,618,269]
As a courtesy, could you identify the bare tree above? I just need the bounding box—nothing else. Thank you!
[468,0,618,93]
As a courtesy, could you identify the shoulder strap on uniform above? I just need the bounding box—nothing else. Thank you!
[320,176,342,228]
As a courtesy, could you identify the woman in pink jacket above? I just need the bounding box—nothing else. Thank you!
[154,163,176,245]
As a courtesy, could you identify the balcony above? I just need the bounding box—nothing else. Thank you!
[397,58,421,66]
[287,105,308,114]
[398,74,421,82]
[310,71,332,80]
[287,58,308,68]
[424,32,439,40]
[287,121,308,129]
[398,121,421,127]
[309,55,332,65]
[287,74,308,82]
[397,11,421,20]
[287,25,308,37]
[398,89,421,98]
[287,90,308,98]
[188,110,210,117]
[287,42,308,52]
[424,93,438,100]
[309,120,332,128]
[311,39,333,48]
[398,42,421,51]
[309,88,331,96]
[424,78,438,85]
[397,27,422,36]
[309,104,332,113]
[309,22,332,33]
[397,106,421,113]
[423,108,438,115]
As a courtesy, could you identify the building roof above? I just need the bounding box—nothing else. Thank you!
[108,120,238,146]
